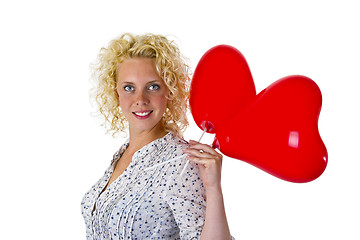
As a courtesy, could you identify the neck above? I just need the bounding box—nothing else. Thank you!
[127,124,168,155]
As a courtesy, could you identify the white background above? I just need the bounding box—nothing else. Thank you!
[1,0,359,239]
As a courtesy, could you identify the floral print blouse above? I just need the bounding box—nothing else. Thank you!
[81,132,207,239]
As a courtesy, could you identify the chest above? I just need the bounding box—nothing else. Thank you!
[83,163,180,238]
[107,154,132,187]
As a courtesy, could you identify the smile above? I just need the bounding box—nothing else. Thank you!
[133,110,153,119]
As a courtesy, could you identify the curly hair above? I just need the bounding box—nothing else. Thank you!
[90,33,190,137]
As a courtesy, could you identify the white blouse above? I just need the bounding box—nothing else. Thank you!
[81,132,207,239]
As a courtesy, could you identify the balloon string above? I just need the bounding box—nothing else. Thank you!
[180,128,207,177]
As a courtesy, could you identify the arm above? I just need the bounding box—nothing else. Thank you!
[183,140,232,240]
[163,152,207,239]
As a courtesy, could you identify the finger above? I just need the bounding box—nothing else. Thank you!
[188,140,212,150]
[187,155,215,167]
[188,142,220,155]
[183,148,214,158]
[188,140,199,145]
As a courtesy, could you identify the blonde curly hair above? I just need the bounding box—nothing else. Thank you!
[90,33,190,137]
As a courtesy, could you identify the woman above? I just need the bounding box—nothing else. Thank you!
[81,33,233,239]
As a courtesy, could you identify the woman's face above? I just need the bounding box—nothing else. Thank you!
[116,57,169,134]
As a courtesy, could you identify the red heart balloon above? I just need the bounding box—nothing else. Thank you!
[190,45,256,133]
[213,75,328,183]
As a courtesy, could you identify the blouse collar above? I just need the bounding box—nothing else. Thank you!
[111,132,177,167]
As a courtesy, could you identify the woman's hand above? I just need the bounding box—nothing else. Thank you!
[183,140,223,191]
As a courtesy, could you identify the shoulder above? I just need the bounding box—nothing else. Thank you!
[161,133,202,179]
[154,132,189,159]
[167,132,189,153]
[111,139,129,165]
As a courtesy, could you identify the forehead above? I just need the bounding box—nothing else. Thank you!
[116,58,160,82]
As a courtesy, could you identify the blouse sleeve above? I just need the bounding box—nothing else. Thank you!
[163,157,206,240]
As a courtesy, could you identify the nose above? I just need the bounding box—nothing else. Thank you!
[135,90,150,106]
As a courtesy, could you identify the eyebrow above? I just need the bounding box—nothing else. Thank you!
[120,80,161,85]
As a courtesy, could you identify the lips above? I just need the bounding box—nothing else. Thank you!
[132,110,153,119]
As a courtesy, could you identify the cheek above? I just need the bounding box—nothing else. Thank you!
[153,95,168,111]
[118,95,130,110]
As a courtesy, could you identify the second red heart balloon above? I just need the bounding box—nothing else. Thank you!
[213,75,328,183]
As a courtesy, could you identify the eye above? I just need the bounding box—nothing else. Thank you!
[124,85,134,92]
[149,84,160,91]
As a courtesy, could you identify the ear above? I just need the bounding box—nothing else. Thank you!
[166,90,174,101]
